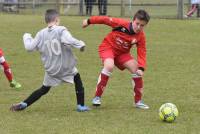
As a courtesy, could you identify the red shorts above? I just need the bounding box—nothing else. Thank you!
[98,44,134,70]
[0,48,3,57]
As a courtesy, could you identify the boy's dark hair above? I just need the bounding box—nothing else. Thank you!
[45,9,59,23]
[133,10,150,24]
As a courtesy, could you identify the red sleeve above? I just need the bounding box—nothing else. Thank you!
[89,16,128,28]
[137,32,147,70]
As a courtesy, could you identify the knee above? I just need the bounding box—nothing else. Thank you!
[104,64,114,72]
[127,60,138,74]
[0,56,6,64]
[1,61,9,70]
[131,67,138,74]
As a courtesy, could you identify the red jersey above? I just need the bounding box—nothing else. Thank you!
[89,16,147,70]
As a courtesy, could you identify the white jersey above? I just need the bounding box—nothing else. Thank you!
[191,0,200,4]
[23,25,85,86]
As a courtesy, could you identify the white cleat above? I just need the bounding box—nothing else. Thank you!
[92,96,101,106]
[184,15,188,18]
[135,100,149,110]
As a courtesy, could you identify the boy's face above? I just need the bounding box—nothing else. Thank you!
[132,18,147,33]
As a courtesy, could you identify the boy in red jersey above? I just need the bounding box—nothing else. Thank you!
[0,48,21,89]
[82,10,150,109]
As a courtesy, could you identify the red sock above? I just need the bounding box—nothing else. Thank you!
[132,77,143,103]
[1,61,13,82]
[95,72,110,97]
[187,4,197,16]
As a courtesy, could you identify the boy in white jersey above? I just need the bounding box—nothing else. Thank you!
[10,9,90,112]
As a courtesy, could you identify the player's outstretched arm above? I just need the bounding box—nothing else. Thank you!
[61,30,86,51]
[83,16,123,28]
[23,33,38,52]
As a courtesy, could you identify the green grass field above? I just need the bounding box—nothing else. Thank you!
[0,14,200,134]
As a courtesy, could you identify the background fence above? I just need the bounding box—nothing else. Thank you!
[0,0,198,19]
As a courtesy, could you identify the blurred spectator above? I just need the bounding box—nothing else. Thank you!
[185,0,200,17]
[3,0,18,12]
[98,0,107,15]
[84,0,95,16]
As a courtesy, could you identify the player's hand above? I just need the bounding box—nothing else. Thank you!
[79,40,86,52]
[80,46,85,52]
[136,69,144,77]
[23,33,32,38]
[82,19,89,28]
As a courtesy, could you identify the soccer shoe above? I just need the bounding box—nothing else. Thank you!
[77,105,90,112]
[10,102,27,111]
[184,14,192,18]
[135,100,149,110]
[92,96,101,106]
[10,80,22,89]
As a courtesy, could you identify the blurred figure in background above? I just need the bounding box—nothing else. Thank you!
[185,0,200,17]
[2,0,18,12]
[98,0,107,15]
[84,0,96,16]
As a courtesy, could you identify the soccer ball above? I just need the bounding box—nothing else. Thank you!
[159,103,178,123]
